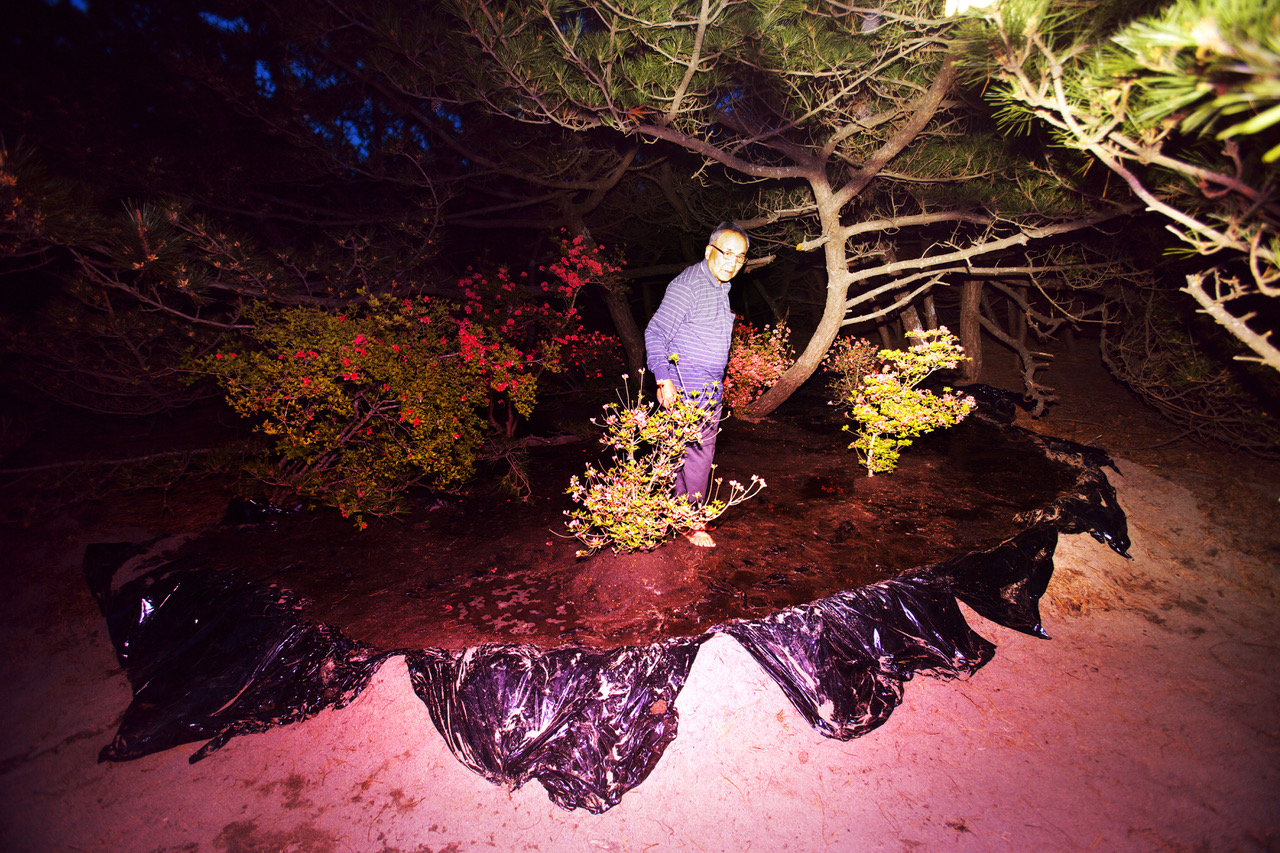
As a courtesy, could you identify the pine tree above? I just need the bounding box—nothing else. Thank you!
[976,0,1280,370]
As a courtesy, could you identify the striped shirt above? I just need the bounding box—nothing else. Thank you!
[645,260,735,399]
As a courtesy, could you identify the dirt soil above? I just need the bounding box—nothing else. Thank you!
[1,342,1278,852]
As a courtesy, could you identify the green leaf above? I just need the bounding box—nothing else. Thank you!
[1218,101,1280,138]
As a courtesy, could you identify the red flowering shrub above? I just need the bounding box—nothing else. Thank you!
[559,329,626,387]
[457,234,620,435]
[201,235,620,525]
[204,296,485,527]
[823,336,879,403]
[722,321,793,412]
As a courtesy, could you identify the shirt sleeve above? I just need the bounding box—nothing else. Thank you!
[644,272,694,384]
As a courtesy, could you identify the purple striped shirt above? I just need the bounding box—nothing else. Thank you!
[644,260,735,398]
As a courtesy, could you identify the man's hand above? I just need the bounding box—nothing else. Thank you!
[656,379,677,409]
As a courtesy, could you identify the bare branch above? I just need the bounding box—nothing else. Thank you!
[1183,271,1280,370]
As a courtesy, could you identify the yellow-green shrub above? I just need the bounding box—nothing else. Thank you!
[205,296,486,526]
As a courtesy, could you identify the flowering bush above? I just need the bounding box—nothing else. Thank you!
[456,233,620,436]
[200,234,618,525]
[835,329,978,476]
[202,296,485,527]
[564,373,765,556]
[559,329,626,388]
[823,336,879,404]
[722,321,793,412]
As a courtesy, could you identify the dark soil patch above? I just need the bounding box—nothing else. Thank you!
[121,394,1081,652]
[9,338,1273,654]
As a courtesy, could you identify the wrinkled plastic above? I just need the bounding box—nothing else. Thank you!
[925,525,1060,639]
[954,381,1026,423]
[86,542,387,764]
[1023,430,1131,557]
[921,412,1130,639]
[721,574,995,740]
[406,638,703,814]
[84,401,1131,810]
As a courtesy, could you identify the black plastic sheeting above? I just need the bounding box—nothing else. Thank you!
[721,575,996,741]
[85,542,389,763]
[406,639,704,813]
[83,399,1131,814]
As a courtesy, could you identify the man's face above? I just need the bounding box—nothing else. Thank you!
[705,231,749,283]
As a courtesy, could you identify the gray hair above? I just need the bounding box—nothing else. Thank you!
[709,221,750,250]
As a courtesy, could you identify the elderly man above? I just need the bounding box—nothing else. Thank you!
[644,221,750,547]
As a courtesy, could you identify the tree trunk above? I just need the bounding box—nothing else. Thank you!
[752,278,784,324]
[743,217,851,420]
[899,298,924,336]
[566,216,646,376]
[1013,285,1029,363]
[958,278,983,384]
[1005,291,1021,339]
[741,59,960,420]
[877,323,895,349]
[600,284,646,376]
[922,294,938,330]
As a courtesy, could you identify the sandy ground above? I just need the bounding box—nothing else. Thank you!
[1,447,1278,852]
[3,343,1279,852]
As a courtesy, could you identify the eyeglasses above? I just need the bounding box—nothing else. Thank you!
[711,244,748,265]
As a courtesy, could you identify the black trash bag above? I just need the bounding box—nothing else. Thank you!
[1019,431,1131,557]
[78,409,1135,814]
[405,637,704,814]
[955,382,1028,423]
[720,575,996,741]
[87,543,386,763]
[912,421,1130,639]
[923,524,1059,639]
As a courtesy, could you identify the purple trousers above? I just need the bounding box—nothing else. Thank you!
[675,402,721,504]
